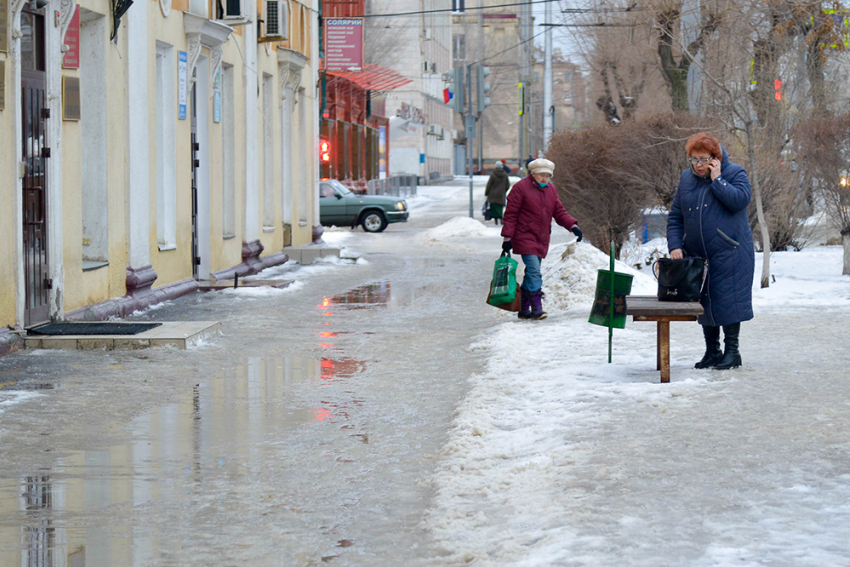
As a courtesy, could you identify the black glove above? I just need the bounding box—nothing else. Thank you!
[571,226,583,242]
[502,240,512,253]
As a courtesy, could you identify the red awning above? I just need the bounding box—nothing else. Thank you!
[328,64,412,93]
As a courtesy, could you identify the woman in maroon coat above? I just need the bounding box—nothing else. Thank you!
[501,158,583,320]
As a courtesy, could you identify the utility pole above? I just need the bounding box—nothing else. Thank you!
[467,64,475,218]
[519,0,531,172]
[477,0,483,173]
[543,0,553,151]
[525,0,534,159]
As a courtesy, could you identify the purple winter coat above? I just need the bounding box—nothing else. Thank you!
[501,175,578,258]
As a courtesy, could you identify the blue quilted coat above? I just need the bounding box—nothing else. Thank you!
[667,147,755,327]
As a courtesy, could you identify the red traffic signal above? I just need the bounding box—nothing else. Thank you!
[320,139,331,163]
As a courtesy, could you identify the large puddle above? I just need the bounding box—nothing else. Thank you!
[0,354,365,564]
[320,281,446,315]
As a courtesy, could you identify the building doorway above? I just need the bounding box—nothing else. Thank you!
[21,6,50,327]
[189,59,211,280]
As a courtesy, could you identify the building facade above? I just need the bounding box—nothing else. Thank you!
[319,0,411,189]
[1,0,322,351]
[530,49,587,155]
[452,3,523,173]
[368,0,454,181]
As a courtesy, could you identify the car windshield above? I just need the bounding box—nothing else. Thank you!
[330,180,354,196]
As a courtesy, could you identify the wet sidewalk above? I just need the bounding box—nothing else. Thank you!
[0,184,504,566]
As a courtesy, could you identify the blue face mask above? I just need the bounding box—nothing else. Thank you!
[537,180,549,187]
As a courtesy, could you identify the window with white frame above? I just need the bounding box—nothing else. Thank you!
[81,11,109,265]
[155,41,177,250]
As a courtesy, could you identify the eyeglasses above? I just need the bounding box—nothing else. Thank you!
[688,157,711,165]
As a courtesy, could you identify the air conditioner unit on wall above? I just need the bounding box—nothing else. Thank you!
[428,125,438,136]
[437,127,445,140]
[264,0,289,38]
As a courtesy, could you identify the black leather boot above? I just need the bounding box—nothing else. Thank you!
[713,323,742,370]
[695,325,723,369]
[518,288,532,319]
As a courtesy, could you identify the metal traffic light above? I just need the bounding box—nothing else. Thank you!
[320,139,331,163]
[442,66,465,114]
[477,65,491,113]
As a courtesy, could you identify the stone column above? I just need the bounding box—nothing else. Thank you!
[242,20,261,267]
[125,2,155,299]
[277,48,311,245]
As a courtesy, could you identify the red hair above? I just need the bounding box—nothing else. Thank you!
[686,133,721,159]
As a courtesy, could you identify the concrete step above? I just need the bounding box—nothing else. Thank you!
[283,245,342,264]
[25,321,222,351]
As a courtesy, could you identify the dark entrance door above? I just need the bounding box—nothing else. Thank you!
[21,7,50,328]
[190,83,199,279]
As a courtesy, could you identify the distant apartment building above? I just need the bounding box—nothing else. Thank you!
[530,48,588,155]
[452,2,523,173]
[367,0,454,181]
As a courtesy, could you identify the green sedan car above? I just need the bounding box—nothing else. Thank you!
[319,180,409,233]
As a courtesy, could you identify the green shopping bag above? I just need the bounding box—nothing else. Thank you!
[488,252,518,306]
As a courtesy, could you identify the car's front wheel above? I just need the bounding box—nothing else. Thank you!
[360,211,388,233]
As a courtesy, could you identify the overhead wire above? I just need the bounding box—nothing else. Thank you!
[355,0,562,19]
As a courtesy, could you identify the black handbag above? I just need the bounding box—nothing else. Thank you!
[654,257,707,302]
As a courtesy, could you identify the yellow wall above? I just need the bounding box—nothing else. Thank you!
[148,1,200,286]
[2,0,319,326]
[0,48,16,326]
[62,0,130,314]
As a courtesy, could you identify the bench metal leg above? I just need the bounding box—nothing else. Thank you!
[658,320,670,383]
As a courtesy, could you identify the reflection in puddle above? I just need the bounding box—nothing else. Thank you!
[0,355,368,565]
[319,280,447,316]
[329,282,391,309]
[321,358,366,381]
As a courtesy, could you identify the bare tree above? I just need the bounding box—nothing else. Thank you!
[794,113,850,273]
[548,125,652,257]
[573,5,666,123]
[651,0,720,112]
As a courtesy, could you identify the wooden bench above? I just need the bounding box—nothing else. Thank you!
[625,296,704,383]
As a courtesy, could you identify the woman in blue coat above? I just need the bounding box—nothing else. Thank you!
[667,133,755,370]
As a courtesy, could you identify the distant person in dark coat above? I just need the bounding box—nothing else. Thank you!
[501,158,583,320]
[667,133,755,370]
[501,159,511,174]
[485,163,509,225]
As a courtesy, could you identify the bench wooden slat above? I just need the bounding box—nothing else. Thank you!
[625,295,704,317]
[634,315,700,322]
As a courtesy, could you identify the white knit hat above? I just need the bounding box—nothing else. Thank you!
[528,158,554,175]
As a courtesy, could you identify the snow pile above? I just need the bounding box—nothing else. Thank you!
[422,315,715,564]
[542,241,657,313]
[219,281,305,297]
[753,246,850,309]
[425,243,850,565]
[422,216,493,241]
